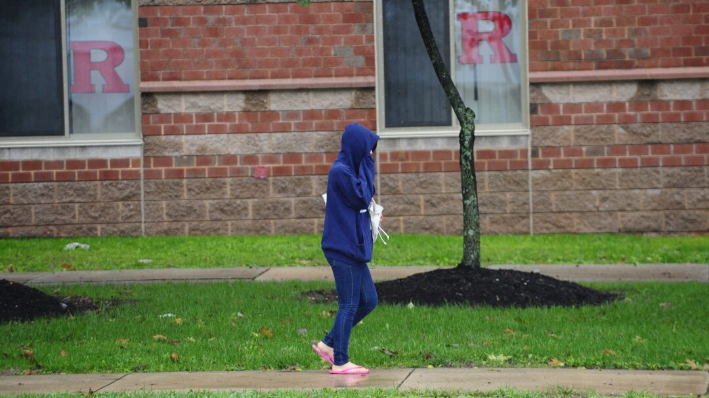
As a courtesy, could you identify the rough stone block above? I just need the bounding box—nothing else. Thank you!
[272,219,316,234]
[225,92,246,112]
[660,122,709,143]
[293,197,326,219]
[378,174,401,195]
[120,202,142,223]
[629,80,658,101]
[0,185,10,205]
[529,84,550,104]
[144,135,184,157]
[0,205,33,227]
[184,93,225,113]
[11,226,57,238]
[402,216,446,234]
[144,180,184,201]
[659,80,703,100]
[309,131,341,152]
[165,200,207,221]
[443,172,462,193]
[532,170,574,191]
[243,92,268,112]
[272,176,314,198]
[100,181,140,202]
[227,134,270,154]
[186,178,229,199]
[208,199,249,220]
[230,177,269,199]
[617,168,662,189]
[487,213,530,234]
[56,224,98,237]
[354,89,376,108]
[686,188,709,209]
[478,192,508,214]
[145,222,187,236]
[575,212,619,233]
[443,215,463,235]
[616,123,661,144]
[143,201,165,222]
[270,90,311,111]
[384,194,422,216]
[78,203,121,223]
[34,204,77,225]
[573,124,617,146]
[188,221,230,235]
[643,189,686,211]
[251,199,293,220]
[12,183,56,204]
[156,93,183,113]
[141,93,159,114]
[313,176,329,195]
[540,83,572,104]
[231,220,273,235]
[661,167,706,189]
[487,170,528,192]
[555,191,599,212]
[664,210,708,232]
[619,211,662,233]
[573,169,618,190]
[532,192,553,212]
[270,132,316,153]
[400,173,445,194]
[311,89,353,109]
[184,135,228,155]
[597,190,643,211]
[530,126,573,147]
[532,212,575,233]
[422,193,462,216]
[101,223,142,237]
[570,82,615,103]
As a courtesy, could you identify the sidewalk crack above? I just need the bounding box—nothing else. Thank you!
[93,373,131,394]
[396,368,416,390]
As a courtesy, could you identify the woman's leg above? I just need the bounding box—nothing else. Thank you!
[321,258,372,366]
[353,263,378,326]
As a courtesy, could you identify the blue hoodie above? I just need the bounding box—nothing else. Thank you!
[321,123,380,265]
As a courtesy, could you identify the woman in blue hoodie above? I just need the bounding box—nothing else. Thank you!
[312,123,379,375]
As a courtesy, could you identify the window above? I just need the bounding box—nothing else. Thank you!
[0,0,140,144]
[376,0,528,137]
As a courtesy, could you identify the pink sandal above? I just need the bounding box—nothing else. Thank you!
[311,344,334,365]
[329,365,369,375]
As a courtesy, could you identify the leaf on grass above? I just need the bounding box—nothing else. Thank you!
[659,302,672,308]
[175,318,183,325]
[422,352,433,360]
[686,359,698,370]
[59,350,67,357]
[703,358,709,371]
[378,347,397,357]
[61,263,75,270]
[504,328,516,335]
[22,350,33,358]
[406,302,415,309]
[548,358,564,367]
[602,349,616,356]
[259,327,274,338]
[6,264,16,273]
[116,339,130,344]
[170,352,179,362]
[283,365,302,372]
[152,335,168,342]
[169,340,181,346]
[487,354,512,362]
[296,328,308,335]
[280,319,294,324]
[481,340,494,346]
[633,336,647,343]
[320,310,336,318]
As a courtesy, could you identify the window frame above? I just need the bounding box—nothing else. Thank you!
[0,0,142,149]
[375,0,530,138]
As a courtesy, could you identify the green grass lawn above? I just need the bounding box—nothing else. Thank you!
[1,281,706,375]
[1,234,707,272]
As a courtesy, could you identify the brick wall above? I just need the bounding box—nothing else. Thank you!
[138,2,374,81]
[528,0,709,71]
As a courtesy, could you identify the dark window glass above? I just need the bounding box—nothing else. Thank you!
[382,0,451,128]
[0,0,64,137]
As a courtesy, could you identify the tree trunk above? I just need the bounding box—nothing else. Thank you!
[410,0,481,267]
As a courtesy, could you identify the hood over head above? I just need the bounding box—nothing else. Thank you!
[338,123,379,172]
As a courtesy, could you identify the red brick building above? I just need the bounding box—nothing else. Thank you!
[1,0,708,237]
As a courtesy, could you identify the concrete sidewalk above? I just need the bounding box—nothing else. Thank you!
[2,264,708,396]
[3,264,708,286]
[1,368,708,396]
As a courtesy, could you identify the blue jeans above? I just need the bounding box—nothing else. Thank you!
[322,257,378,366]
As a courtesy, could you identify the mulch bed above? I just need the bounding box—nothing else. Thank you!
[0,279,100,323]
[304,266,621,308]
